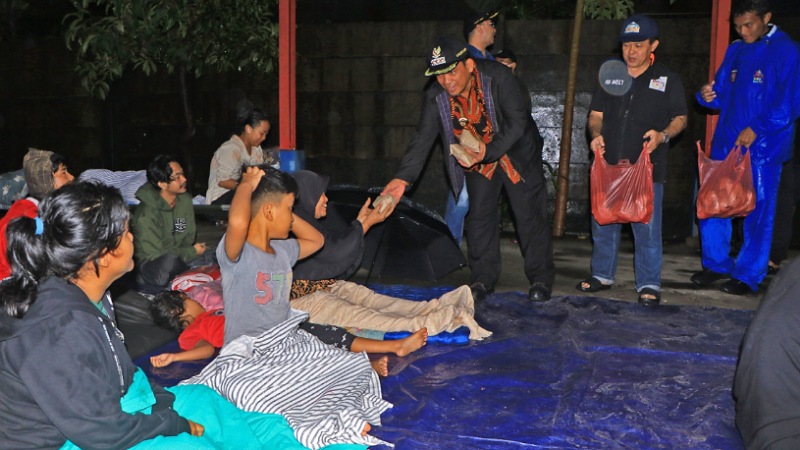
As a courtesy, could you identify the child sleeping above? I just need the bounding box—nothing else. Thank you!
[149,290,427,376]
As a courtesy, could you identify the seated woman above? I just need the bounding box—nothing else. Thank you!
[0,148,74,280]
[291,170,491,340]
[205,107,277,205]
[148,290,428,376]
[0,181,202,448]
[0,182,326,450]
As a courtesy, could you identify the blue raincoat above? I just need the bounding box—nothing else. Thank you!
[695,25,800,290]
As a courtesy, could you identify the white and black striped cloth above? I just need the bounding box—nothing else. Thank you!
[182,310,392,449]
[78,169,147,204]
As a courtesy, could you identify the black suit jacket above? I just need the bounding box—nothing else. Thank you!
[394,59,544,194]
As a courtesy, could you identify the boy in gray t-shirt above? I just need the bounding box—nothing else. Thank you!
[219,165,324,344]
[217,164,429,367]
[218,237,298,344]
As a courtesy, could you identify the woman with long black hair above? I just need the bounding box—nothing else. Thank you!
[0,181,202,448]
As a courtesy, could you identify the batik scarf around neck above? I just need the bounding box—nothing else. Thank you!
[449,68,521,184]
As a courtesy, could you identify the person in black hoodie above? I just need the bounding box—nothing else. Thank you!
[0,181,201,449]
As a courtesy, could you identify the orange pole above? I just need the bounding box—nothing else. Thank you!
[705,0,731,151]
[279,0,296,150]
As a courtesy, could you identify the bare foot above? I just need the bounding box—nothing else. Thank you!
[370,355,389,377]
[394,328,428,357]
[361,422,372,436]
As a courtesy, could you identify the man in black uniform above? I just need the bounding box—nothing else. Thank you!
[379,35,555,302]
[576,15,687,306]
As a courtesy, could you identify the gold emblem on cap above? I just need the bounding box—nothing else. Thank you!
[432,46,442,58]
[624,22,640,34]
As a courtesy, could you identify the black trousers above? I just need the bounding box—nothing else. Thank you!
[211,189,235,205]
[771,159,800,264]
[135,252,215,293]
[298,322,356,351]
[465,168,555,287]
[136,254,189,292]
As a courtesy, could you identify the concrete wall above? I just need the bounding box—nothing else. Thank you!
[2,17,797,237]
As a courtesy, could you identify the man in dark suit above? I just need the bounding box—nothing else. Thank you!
[379,35,555,302]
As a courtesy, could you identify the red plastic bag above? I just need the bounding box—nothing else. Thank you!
[695,142,755,220]
[591,145,654,225]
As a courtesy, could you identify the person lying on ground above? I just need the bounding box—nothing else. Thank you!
[291,170,491,340]
[149,290,428,376]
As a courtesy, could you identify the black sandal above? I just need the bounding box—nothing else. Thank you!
[638,288,661,307]
[575,277,612,293]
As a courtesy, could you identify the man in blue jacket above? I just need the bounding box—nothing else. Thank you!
[380,36,554,302]
[692,0,800,295]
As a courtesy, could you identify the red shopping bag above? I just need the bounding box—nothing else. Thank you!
[695,141,755,220]
[590,145,654,225]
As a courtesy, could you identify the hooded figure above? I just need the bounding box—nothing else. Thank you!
[292,170,365,281]
[0,149,74,280]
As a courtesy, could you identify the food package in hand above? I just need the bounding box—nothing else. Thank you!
[458,130,481,151]
[451,131,481,166]
[372,194,397,214]
[450,143,474,166]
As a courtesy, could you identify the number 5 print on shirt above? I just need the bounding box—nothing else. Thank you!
[254,272,273,305]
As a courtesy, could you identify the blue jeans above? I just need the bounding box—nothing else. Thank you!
[590,183,663,292]
[444,184,469,245]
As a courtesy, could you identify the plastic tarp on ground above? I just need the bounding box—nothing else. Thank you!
[136,286,752,449]
[367,286,751,450]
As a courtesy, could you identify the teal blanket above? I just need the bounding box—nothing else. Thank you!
[61,369,365,450]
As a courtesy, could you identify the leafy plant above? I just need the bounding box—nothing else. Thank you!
[64,0,279,100]
[63,0,279,173]
[584,0,634,20]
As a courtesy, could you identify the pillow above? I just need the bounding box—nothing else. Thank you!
[171,264,221,292]
[0,169,28,210]
[113,289,178,359]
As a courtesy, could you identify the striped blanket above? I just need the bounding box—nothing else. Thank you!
[181,310,392,449]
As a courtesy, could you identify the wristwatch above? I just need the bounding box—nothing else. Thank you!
[661,131,670,144]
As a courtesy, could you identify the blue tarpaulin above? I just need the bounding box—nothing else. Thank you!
[368,287,750,449]
[137,286,752,449]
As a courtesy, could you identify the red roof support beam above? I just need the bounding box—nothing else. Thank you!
[706,0,731,150]
[279,0,296,150]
